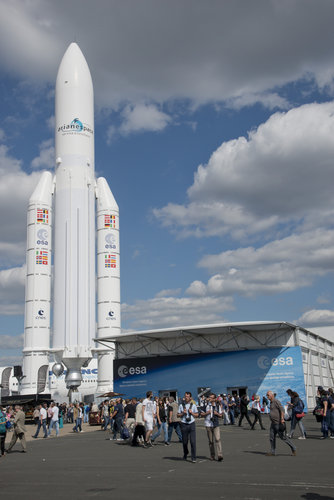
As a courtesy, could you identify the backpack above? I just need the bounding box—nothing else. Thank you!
[0,411,7,434]
[121,426,130,440]
[294,398,305,414]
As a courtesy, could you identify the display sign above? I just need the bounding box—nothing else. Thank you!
[113,346,307,408]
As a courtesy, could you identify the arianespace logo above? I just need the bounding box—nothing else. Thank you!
[57,117,93,136]
[117,365,147,378]
[257,355,294,369]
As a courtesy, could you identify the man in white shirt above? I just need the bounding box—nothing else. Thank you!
[202,393,223,461]
[142,391,156,446]
[32,403,48,439]
[48,402,60,437]
[177,392,198,463]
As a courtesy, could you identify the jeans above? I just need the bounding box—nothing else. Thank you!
[73,418,82,432]
[48,420,59,436]
[168,422,182,442]
[289,413,305,437]
[152,421,168,442]
[84,412,89,424]
[103,415,110,430]
[330,410,334,436]
[238,412,252,427]
[180,422,196,460]
[251,410,265,430]
[270,423,296,453]
[113,418,123,439]
[33,419,47,438]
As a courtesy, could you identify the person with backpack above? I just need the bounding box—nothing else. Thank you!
[266,391,296,456]
[202,393,223,461]
[286,389,306,439]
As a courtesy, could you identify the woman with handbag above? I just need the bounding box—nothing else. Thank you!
[286,389,306,439]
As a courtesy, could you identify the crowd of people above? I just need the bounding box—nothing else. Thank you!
[0,385,333,461]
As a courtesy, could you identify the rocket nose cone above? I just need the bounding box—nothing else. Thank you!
[56,42,93,90]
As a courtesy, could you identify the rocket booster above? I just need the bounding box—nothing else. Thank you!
[22,43,120,394]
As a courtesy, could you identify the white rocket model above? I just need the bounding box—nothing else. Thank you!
[21,43,120,395]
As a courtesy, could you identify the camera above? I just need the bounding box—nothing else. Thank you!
[186,415,191,422]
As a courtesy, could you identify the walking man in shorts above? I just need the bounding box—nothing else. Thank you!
[142,391,156,446]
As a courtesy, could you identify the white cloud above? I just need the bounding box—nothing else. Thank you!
[154,101,334,239]
[186,229,334,298]
[297,309,334,327]
[0,266,26,315]
[1,1,334,109]
[122,295,234,331]
[0,145,44,265]
[155,288,181,298]
[31,139,54,169]
[120,104,171,135]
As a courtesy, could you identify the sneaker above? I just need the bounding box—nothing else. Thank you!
[298,436,306,440]
[164,442,170,446]
[191,459,197,463]
[329,436,334,439]
[218,456,223,462]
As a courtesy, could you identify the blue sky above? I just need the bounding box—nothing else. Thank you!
[1,0,334,365]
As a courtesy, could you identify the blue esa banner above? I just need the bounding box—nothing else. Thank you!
[114,346,306,409]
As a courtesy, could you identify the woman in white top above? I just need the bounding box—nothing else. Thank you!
[251,395,265,430]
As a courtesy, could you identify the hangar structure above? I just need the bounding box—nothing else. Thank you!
[96,321,334,409]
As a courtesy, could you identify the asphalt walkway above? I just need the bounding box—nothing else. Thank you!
[1,414,333,500]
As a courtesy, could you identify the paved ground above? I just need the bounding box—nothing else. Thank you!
[1,414,333,500]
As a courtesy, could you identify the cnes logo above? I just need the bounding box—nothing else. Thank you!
[117,365,147,378]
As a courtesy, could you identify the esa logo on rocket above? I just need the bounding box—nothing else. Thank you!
[105,233,116,249]
[37,228,48,246]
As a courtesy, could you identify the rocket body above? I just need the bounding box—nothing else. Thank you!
[53,43,96,388]
[22,43,120,394]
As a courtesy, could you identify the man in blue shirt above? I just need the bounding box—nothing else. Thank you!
[111,398,125,440]
[177,392,198,463]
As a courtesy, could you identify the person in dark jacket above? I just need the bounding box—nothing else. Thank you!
[286,389,306,439]
[238,394,252,428]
